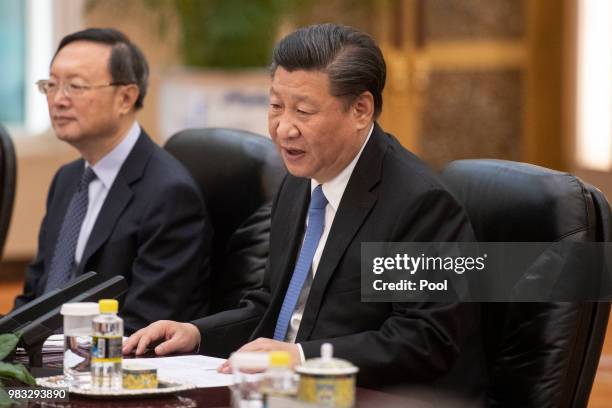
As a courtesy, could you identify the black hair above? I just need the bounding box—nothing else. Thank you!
[55,28,149,110]
[271,23,386,118]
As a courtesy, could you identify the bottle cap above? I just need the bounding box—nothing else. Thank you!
[99,299,119,313]
[269,351,291,367]
[60,302,99,316]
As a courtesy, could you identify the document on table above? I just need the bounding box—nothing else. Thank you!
[129,355,234,388]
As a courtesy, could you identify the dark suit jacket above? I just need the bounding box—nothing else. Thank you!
[193,124,484,395]
[15,131,212,334]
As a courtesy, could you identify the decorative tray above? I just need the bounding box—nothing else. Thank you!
[36,375,196,398]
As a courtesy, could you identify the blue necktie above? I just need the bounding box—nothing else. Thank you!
[273,185,328,341]
[44,167,96,292]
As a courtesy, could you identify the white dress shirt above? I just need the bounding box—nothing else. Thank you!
[286,124,374,360]
[75,121,141,264]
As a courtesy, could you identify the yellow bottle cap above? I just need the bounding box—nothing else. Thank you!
[99,299,119,313]
[269,351,291,367]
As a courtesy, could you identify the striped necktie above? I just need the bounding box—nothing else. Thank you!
[44,167,96,292]
[273,184,328,341]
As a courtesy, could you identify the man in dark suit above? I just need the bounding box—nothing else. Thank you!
[124,24,482,394]
[14,28,212,334]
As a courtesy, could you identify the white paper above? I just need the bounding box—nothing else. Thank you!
[43,334,65,351]
[128,355,234,388]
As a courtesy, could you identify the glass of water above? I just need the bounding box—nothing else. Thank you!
[230,352,269,408]
[60,302,98,387]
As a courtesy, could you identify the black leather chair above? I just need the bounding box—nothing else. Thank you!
[0,124,16,260]
[441,159,611,408]
[164,128,286,313]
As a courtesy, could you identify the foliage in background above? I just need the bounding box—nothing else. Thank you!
[85,0,372,69]
[87,0,292,68]
[170,0,374,68]
[0,333,36,406]
[173,0,284,68]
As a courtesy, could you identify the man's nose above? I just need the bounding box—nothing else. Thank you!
[50,87,70,107]
[275,115,299,139]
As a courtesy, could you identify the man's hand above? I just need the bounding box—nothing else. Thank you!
[122,320,201,356]
[217,338,300,374]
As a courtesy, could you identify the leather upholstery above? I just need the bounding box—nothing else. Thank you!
[0,124,16,260]
[441,159,611,408]
[164,128,286,313]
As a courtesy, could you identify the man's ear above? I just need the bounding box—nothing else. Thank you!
[117,84,139,115]
[352,91,375,129]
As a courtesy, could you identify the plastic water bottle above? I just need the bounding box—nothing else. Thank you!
[91,299,123,390]
[261,351,297,405]
[230,352,269,408]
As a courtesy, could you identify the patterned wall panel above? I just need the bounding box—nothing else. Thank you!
[419,70,522,169]
[421,0,524,42]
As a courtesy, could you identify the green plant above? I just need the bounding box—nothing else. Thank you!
[173,0,285,68]
[85,0,373,68]
[0,333,36,406]
[86,0,292,68]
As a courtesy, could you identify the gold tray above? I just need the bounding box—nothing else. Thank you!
[36,375,196,398]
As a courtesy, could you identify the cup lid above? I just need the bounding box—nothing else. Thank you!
[60,302,99,316]
[295,343,359,376]
[231,352,269,370]
[296,357,359,376]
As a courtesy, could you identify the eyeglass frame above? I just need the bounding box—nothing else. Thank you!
[36,79,135,97]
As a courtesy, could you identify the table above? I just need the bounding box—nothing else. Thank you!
[26,359,431,407]
[27,386,431,408]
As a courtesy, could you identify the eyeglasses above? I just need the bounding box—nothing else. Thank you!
[36,79,131,97]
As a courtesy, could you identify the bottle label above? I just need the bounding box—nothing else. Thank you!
[91,336,122,363]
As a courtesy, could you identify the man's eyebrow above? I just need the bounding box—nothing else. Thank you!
[294,95,314,104]
[48,73,82,80]
[269,87,315,105]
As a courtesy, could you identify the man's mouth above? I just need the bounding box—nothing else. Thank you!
[284,147,305,159]
[53,116,75,126]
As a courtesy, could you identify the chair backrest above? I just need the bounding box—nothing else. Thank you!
[164,128,286,312]
[0,124,16,260]
[441,159,611,408]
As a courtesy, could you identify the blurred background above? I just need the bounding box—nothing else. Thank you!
[1,0,611,404]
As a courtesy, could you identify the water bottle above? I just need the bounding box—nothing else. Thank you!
[91,299,123,390]
[261,351,297,405]
[230,352,269,408]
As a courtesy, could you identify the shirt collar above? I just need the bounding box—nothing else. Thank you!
[87,121,141,189]
[311,123,374,211]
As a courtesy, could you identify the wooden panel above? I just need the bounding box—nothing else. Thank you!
[419,69,522,169]
[589,314,612,407]
[420,41,526,69]
[524,0,565,170]
[0,281,22,314]
[421,0,524,42]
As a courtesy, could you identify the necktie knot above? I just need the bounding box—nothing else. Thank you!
[79,167,96,191]
[310,185,328,210]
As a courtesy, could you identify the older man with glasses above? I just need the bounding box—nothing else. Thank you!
[14,28,213,334]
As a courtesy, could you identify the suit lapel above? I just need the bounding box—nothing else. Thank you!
[47,164,82,248]
[41,162,84,289]
[78,131,155,274]
[296,124,388,341]
[253,178,310,338]
[272,180,311,293]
